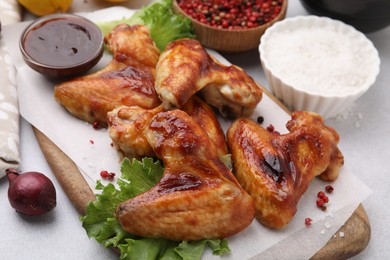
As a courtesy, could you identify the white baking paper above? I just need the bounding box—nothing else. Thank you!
[2,7,372,260]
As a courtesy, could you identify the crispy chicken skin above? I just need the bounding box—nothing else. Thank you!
[107,105,164,160]
[107,96,228,160]
[155,38,263,118]
[227,111,344,229]
[181,96,228,158]
[54,24,161,126]
[116,110,255,241]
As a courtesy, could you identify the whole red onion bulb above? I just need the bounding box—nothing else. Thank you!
[6,169,57,216]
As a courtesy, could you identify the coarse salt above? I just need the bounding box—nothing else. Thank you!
[324,221,331,229]
[263,27,375,96]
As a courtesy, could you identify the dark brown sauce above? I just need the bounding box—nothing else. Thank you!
[23,17,101,67]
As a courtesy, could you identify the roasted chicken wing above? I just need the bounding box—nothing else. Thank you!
[116,109,255,241]
[54,24,161,126]
[155,38,263,118]
[107,96,228,160]
[227,111,344,229]
[181,96,228,158]
[108,105,164,160]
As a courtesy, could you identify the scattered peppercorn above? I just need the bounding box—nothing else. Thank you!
[92,121,102,129]
[316,198,325,208]
[317,191,325,198]
[265,124,280,135]
[316,187,331,209]
[257,116,264,124]
[325,185,334,193]
[266,124,275,132]
[177,0,283,30]
[100,170,115,181]
[305,217,312,226]
[89,139,94,144]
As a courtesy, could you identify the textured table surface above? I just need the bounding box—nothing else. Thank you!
[0,0,388,259]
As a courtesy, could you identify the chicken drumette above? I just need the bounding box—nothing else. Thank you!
[54,24,161,126]
[227,111,344,228]
[155,38,263,118]
[107,96,228,160]
[116,109,255,241]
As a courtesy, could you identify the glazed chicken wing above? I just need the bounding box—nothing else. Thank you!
[107,96,228,160]
[227,111,344,229]
[107,105,164,160]
[181,96,228,158]
[54,24,161,126]
[155,38,263,118]
[116,109,255,241]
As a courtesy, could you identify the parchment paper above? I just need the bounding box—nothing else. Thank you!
[2,7,372,260]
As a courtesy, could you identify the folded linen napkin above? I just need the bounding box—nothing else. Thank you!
[0,0,22,177]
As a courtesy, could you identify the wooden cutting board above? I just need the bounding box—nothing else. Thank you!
[20,0,370,258]
[33,127,370,259]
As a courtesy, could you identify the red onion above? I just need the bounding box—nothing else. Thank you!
[6,169,57,216]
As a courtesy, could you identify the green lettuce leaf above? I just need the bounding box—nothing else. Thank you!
[80,157,230,260]
[96,0,195,51]
[175,240,231,260]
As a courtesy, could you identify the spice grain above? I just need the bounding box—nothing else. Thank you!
[177,0,283,30]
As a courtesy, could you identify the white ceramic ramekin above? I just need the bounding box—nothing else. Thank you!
[259,15,380,119]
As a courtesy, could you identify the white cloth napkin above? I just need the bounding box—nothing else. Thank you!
[0,0,22,177]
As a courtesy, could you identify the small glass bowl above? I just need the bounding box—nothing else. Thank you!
[20,13,104,78]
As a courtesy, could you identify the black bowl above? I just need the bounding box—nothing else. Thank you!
[300,0,390,33]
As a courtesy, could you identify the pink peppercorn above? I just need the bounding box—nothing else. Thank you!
[178,0,283,30]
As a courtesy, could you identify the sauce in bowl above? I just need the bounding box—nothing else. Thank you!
[20,14,104,77]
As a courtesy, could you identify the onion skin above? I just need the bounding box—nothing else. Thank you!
[6,169,57,216]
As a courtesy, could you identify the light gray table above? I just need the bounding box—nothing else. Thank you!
[223,3,390,259]
[0,1,388,259]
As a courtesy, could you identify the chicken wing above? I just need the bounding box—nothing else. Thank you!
[181,96,228,158]
[227,111,344,229]
[155,38,263,118]
[107,96,228,160]
[107,105,164,160]
[54,24,161,126]
[116,109,255,241]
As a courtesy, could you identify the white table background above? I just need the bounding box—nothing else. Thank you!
[0,1,389,259]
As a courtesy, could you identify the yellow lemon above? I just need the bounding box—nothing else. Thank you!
[18,0,73,17]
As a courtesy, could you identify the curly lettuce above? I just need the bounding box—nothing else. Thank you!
[96,0,195,51]
[80,157,230,260]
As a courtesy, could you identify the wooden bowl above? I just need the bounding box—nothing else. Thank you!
[172,0,288,53]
